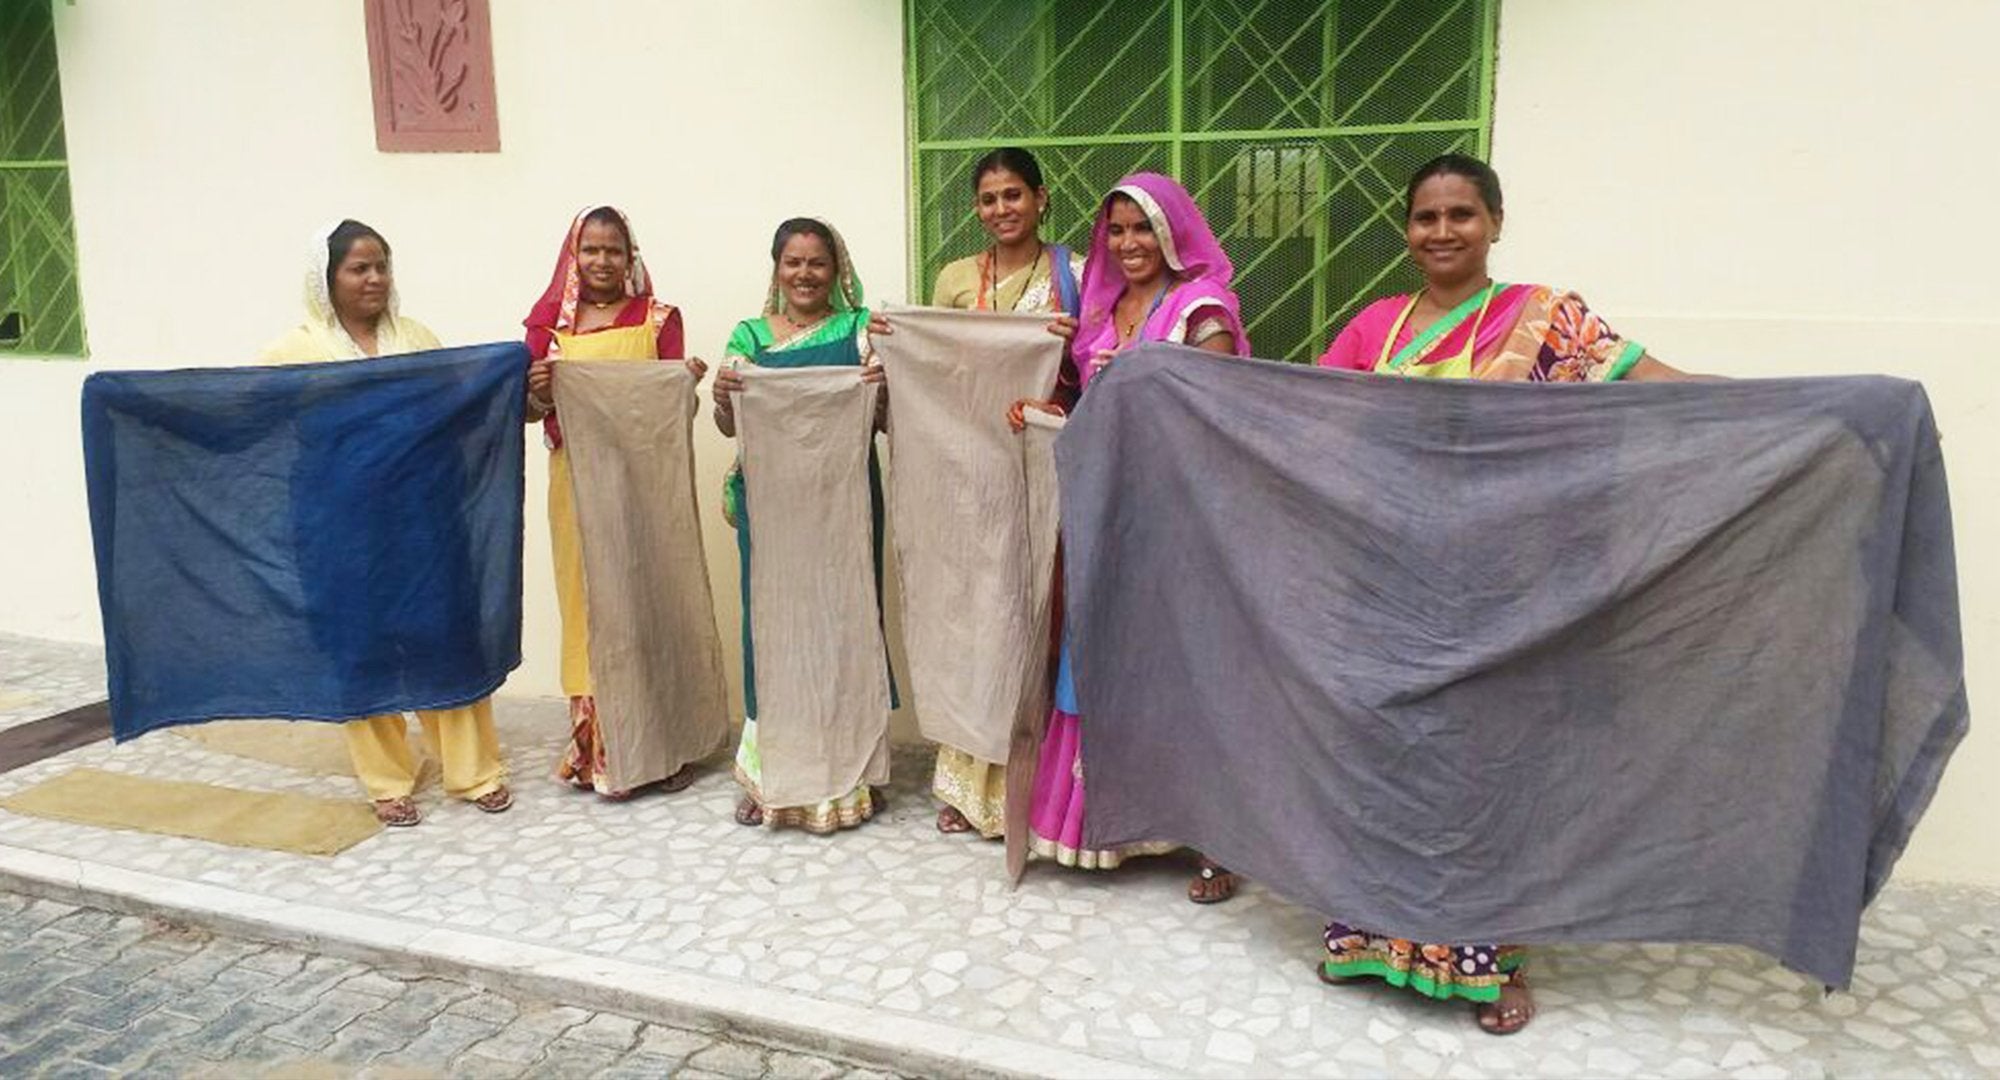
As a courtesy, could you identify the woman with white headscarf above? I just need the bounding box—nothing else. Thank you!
[260,218,512,827]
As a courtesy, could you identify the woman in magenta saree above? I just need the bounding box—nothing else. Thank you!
[1315,153,1699,1035]
[1020,172,1250,902]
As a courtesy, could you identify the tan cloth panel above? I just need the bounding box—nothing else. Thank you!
[1006,408,1066,880]
[737,365,891,808]
[0,768,380,856]
[875,306,1064,764]
[173,720,365,777]
[553,361,731,791]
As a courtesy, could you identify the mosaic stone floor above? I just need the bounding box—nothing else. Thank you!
[0,633,104,733]
[1,631,1996,1077]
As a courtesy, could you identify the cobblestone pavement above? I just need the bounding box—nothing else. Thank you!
[0,891,903,1080]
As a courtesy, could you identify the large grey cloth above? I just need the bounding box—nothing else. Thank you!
[553,361,730,790]
[876,306,1065,764]
[737,366,892,808]
[1063,343,1966,987]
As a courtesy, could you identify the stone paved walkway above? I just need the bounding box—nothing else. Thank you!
[0,890,896,1079]
[2,631,1997,1077]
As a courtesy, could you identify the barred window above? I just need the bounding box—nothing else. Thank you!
[1,1,86,357]
[907,0,1495,362]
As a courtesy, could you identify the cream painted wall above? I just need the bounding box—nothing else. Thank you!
[1,1,1989,884]
[3,0,913,730]
[1490,1,1997,885]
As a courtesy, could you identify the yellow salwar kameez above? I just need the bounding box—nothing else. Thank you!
[259,222,505,807]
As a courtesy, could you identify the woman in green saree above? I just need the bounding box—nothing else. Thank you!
[713,217,893,833]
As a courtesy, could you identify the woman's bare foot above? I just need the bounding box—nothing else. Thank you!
[734,794,764,826]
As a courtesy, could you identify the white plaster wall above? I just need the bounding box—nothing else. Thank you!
[2,0,1991,885]
[1490,1,1999,885]
[4,0,912,728]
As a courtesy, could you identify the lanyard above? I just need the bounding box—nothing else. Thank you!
[1377,281,1501,375]
[1117,283,1171,347]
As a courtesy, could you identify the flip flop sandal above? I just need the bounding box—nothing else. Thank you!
[1318,964,1363,986]
[472,787,514,814]
[1476,981,1535,1036]
[935,806,974,834]
[734,795,764,827]
[372,797,421,828]
[1188,864,1238,904]
[661,763,699,794]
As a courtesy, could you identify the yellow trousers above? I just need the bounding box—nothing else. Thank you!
[343,698,504,802]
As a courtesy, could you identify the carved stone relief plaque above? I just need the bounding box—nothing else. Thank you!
[363,0,500,152]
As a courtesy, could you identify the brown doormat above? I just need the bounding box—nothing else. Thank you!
[0,767,382,855]
[0,700,112,775]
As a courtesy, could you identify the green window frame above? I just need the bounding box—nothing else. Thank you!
[906,0,1495,363]
[1,1,87,358]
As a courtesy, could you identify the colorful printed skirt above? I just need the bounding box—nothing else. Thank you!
[732,717,875,834]
[554,695,617,796]
[1322,921,1525,1003]
[1026,709,1173,869]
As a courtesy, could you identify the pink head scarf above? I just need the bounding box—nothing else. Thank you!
[1073,172,1248,382]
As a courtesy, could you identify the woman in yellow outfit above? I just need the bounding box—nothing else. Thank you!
[523,206,709,800]
[260,219,512,827]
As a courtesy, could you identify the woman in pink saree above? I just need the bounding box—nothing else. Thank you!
[1314,153,1700,1035]
[1014,172,1250,903]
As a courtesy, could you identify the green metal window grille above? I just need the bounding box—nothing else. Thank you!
[906,0,1495,363]
[0,1,86,357]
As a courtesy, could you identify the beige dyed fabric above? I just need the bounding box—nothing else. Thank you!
[174,721,374,778]
[553,361,731,791]
[0,768,380,855]
[737,365,891,808]
[875,306,1064,764]
[1005,408,1067,880]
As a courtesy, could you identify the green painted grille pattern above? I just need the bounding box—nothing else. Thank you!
[1,2,85,357]
[907,0,1494,362]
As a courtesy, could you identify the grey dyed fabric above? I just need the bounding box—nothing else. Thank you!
[1062,343,1966,987]
[738,366,892,808]
[553,361,730,790]
[876,306,1065,764]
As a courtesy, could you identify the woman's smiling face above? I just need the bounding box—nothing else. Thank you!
[1405,173,1499,287]
[1105,195,1166,286]
[777,231,834,316]
[976,166,1046,248]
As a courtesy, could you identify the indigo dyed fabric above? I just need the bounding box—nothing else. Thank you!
[1061,343,1966,987]
[83,344,527,740]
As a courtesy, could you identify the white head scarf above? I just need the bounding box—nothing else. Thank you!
[301,219,411,359]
